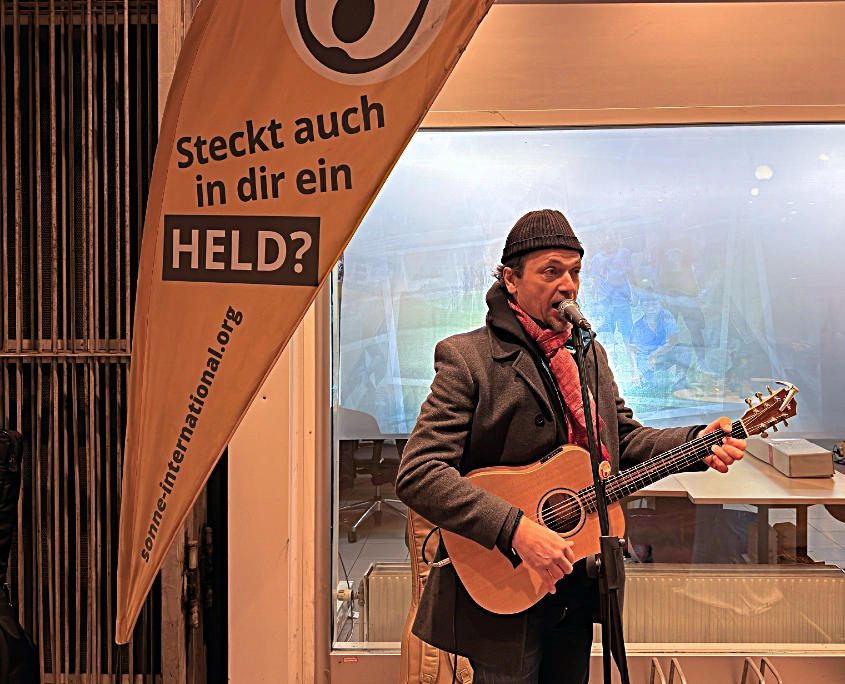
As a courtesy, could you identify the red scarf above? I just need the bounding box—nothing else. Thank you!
[508,298,610,463]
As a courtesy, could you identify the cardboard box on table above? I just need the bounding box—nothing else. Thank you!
[745,437,834,478]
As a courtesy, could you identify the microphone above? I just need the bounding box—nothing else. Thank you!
[557,300,591,330]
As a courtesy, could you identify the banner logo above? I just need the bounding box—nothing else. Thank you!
[162,215,320,285]
[282,0,452,84]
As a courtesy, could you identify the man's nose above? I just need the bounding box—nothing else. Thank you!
[558,274,576,296]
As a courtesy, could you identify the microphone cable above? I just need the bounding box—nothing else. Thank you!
[591,329,601,456]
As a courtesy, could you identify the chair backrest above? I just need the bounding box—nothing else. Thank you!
[337,407,385,441]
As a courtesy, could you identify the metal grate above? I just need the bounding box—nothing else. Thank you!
[1,0,159,679]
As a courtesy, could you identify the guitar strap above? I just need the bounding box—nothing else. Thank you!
[402,509,473,684]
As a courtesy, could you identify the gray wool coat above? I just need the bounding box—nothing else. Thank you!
[395,282,704,667]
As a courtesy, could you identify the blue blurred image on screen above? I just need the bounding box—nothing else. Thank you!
[335,126,845,437]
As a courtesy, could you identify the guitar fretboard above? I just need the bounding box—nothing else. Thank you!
[579,420,748,513]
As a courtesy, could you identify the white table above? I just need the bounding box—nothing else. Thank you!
[639,474,688,498]
[669,457,845,563]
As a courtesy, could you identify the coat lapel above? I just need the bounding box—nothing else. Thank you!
[511,351,555,419]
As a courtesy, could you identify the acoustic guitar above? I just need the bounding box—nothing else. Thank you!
[440,383,799,615]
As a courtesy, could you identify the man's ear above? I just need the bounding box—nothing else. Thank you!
[502,266,518,295]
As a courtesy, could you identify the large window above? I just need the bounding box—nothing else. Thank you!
[331,125,845,650]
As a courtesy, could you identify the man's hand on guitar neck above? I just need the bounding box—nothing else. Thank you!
[700,416,747,474]
[511,516,576,594]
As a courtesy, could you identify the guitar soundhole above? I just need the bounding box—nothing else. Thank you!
[539,490,583,536]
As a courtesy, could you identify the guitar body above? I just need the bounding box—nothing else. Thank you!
[440,444,625,615]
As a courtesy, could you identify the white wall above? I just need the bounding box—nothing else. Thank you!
[228,289,330,684]
[227,346,291,682]
[424,2,845,127]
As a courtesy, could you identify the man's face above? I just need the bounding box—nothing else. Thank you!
[503,248,581,332]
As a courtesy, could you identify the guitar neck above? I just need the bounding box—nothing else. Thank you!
[583,420,749,511]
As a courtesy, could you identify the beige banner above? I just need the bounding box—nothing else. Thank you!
[116,0,493,643]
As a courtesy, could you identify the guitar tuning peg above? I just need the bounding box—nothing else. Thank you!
[772,425,778,432]
[755,392,763,402]
[766,385,773,394]
[745,398,753,408]
[761,431,768,438]
[783,420,789,427]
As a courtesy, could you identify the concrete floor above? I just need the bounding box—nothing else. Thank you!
[725,503,845,568]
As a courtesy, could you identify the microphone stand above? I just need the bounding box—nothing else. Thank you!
[570,326,630,684]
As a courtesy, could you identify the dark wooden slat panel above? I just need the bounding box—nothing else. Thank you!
[2,3,158,678]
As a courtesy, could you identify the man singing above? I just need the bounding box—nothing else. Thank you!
[395,209,746,684]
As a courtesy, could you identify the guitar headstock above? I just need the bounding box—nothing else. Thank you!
[740,381,799,438]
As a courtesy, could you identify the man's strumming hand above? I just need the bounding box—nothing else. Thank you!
[511,516,575,594]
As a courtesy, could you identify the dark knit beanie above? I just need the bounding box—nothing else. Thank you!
[501,209,583,263]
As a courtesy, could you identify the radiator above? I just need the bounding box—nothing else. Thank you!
[624,564,845,644]
[360,562,413,642]
[358,562,845,646]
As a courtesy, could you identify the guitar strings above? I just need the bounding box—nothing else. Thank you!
[586,421,748,504]
[529,430,725,524]
[534,423,745,530]
[524,421,748,531]
[534,422,747,531]
[530,417,747,526]
[583,422,746,506]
